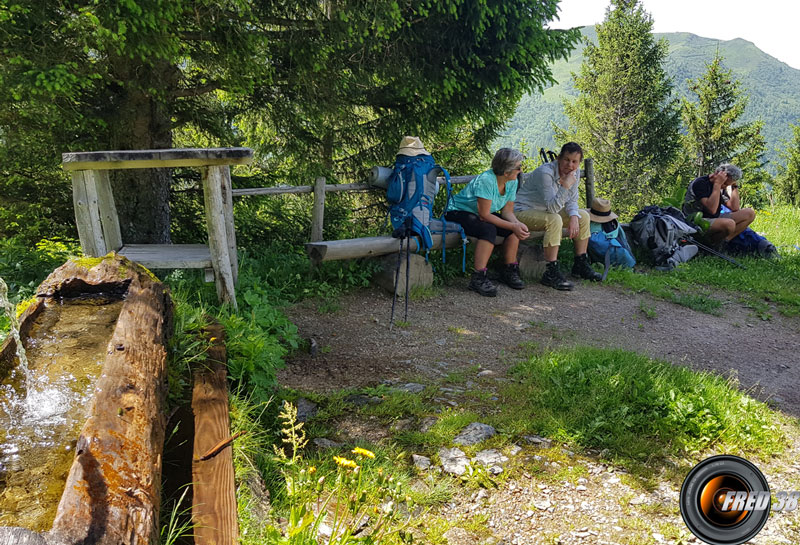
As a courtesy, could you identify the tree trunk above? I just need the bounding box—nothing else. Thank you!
[107,60,176,244]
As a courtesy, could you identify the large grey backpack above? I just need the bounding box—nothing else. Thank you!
[630,206,698,271]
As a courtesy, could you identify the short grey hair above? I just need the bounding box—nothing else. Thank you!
[715,163,742,181]
[491,148,524,176]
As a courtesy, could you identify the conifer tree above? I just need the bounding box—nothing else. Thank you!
[681,55,768,205]
[776,122,800,206]
[556,0,680,214]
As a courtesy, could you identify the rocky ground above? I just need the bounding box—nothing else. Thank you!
[277,278,800,544]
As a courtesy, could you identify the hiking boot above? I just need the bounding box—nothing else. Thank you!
[499,263,525,290]
[541,261,574,291]
[571,253,602,282]
[469,269,498,297]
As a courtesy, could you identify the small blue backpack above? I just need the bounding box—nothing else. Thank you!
[387,153,466,267]
[587,219,636,279]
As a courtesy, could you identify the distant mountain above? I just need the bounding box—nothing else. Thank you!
[496,26,800,168]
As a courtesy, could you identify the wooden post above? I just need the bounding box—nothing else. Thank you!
[71,171,107,257]
[584,157,595,208]
[311,176,326,242]
[202,167,237,309]
[220,166,238,285]
[90,170,123,252]
[191,324,238,545]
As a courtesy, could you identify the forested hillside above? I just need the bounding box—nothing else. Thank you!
[498,26,800,168]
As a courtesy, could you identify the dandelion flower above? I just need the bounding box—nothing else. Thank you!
[351,447,375,459]
[333,456,358,469]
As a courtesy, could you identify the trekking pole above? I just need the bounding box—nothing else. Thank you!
[687,236,746,269]
[404,217,412,322]
[389,230,405,330]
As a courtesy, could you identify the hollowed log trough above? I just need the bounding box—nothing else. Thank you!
[0,254,172,545]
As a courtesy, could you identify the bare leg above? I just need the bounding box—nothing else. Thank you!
[474,239,494,270]
[544,244,559,262]
[726,208,756,239]
[503,234,520,264]
[705,218,734,244]
[574,236,589,255]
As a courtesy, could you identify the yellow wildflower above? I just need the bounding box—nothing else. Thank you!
[333,456,359,469]
[351,447,375,459]
[308,466,316,474]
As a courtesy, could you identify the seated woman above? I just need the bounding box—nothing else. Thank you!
[514,142,601,291]
[444,148,530,297]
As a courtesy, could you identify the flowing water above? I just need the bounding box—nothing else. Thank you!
[0,278,29,382]
[0,296,123,531]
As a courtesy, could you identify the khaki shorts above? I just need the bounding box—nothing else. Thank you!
[515,208,591,247]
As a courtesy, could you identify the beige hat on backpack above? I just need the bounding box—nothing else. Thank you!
[588,197,618,223]
[396,136,429,157]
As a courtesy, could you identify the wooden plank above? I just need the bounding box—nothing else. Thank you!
[306,232,465,264]
[71,171,107,257]
[220,167,239,285]
[202,167,237,309]
[191,324,238,545]
[118,244,213,269]
[232,185,314,197]
[62,147,253,171]
[47,255,171,545]
[87,170,123,252]
[311,176,326,242]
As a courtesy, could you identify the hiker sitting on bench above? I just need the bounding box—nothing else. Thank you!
[682,163,756,245]
[444,148,530,297]
[514,142,601,291]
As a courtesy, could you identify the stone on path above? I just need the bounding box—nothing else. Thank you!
[399,382,425,394]
[295,397,318,422]
[472,449,508,468]
[412,454,432,470]
[439,447,470,476]
[313,438,342,449]
[454,422,496,446]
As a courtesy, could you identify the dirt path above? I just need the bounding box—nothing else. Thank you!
[280,279,800,416]
[277,279,800,544]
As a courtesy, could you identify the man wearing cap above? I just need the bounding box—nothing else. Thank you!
[514,142,601,290]
[682,163,756,245]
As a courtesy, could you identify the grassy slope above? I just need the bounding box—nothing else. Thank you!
[498,26,800,167]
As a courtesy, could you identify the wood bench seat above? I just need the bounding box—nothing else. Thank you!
[305,228,571,265]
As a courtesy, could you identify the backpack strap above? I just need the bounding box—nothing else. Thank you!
[601,247,612,282]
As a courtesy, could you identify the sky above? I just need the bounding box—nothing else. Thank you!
[549,0,800,70]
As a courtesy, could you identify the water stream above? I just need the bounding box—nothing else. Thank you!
[0,277,29,383]
[0,296,123,531]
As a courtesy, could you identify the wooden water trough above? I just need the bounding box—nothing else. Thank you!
[0,255,171,544]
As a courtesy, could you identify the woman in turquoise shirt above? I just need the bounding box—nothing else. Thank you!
[445,148,530,297]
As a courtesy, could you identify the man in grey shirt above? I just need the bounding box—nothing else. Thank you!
[515,142,601,290]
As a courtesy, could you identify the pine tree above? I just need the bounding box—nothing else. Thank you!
[556,0,680,215]
[776,122,800,206]
[681,54,769,206]
[0,0,579,243]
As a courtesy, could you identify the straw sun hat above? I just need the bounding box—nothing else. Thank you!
[396,136,429,157]
[588,197,618,223]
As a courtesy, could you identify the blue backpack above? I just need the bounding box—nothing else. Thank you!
[387,153,466,267]
[719,205,778,257]
[587,219,636,280]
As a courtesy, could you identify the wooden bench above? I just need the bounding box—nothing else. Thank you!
[305,160,596,267]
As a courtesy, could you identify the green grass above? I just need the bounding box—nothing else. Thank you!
[501,346,789,467]
[608,204,800,316]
